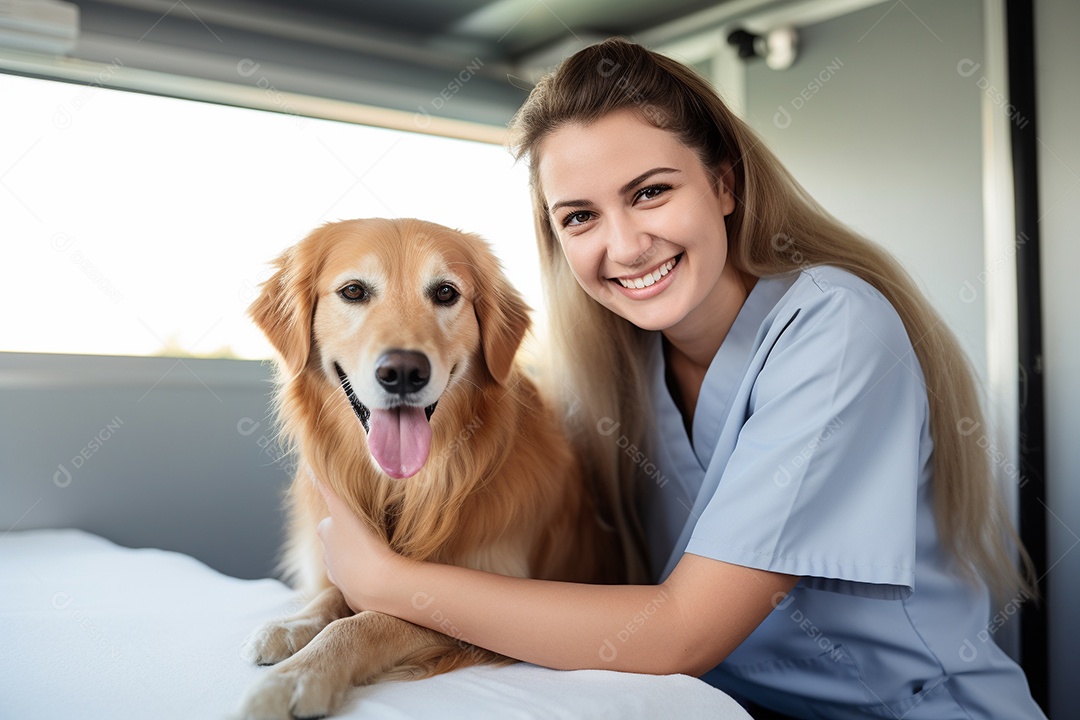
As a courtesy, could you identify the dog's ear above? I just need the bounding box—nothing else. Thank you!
[249,243,317,378]
[470,244,531,386]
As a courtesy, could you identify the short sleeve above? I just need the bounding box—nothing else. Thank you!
[685,283,929,599]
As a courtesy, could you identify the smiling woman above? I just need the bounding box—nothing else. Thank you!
[0,72,538,359]
[538,111,744,337]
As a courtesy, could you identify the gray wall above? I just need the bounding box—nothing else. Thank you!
[744,0,988,380]
[1035,1,1080,717]
[0,352,291,579]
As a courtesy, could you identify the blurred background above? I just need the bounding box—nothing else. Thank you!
[0,1,1074,715]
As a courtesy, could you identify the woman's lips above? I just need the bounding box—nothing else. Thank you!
[609,254,681,299]
[614,254,680,289]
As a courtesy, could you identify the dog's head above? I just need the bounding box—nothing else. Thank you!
[249,218,531,479]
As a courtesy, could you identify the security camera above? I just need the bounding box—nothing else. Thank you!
[726,26,799,70]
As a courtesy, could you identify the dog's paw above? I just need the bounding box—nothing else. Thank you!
[241,617,328,666]
[237,666,349,720]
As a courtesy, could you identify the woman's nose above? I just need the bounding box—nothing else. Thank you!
[602,213,654,268]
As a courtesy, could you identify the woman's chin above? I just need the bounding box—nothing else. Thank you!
[595,286,686,332]
[610,305,682,333]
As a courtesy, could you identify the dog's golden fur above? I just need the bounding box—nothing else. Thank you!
[238,218,622,718]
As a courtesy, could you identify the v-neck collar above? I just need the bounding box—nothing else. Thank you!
[653,274,793,470]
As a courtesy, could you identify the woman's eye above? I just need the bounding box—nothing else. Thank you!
[339,283,369,302]
[635,184,671,202]
[562,211,593,228]
[433,283,459,305]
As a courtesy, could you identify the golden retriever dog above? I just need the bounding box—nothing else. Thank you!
[237,218,622,719]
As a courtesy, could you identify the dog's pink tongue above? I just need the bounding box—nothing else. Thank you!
[368,407,431,479]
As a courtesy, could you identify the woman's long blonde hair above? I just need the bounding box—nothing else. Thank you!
[509,37,1034,599]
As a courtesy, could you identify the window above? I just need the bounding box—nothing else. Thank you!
[0,73,537,359]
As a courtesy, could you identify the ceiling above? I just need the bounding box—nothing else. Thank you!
[233,0,734,60]
[60,0,752,127]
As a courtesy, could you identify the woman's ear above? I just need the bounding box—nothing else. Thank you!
[248,243,316,378]
[715,160,737,217]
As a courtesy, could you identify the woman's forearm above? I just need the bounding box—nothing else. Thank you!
[374,560,686,673]
[314,476,796,675]
[363,553,797,676]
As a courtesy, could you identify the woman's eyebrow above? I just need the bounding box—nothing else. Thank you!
[549,196,592,214]
[618,167,680,194]
[549,167,681,215]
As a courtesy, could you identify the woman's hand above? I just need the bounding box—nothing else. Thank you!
[311,468,400,612]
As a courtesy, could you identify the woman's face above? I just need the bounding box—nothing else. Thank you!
[537,109,741,335]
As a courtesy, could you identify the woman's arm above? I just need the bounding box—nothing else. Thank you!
[316,477,798,676]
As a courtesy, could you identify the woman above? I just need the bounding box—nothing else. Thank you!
[316,38,1045,718]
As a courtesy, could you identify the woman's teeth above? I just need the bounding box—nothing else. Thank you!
[617,256,678,289]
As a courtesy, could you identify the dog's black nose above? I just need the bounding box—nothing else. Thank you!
[375,350,430,396]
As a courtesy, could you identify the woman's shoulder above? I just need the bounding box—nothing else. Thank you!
[771,266,901,323]
[786,265,890,304]
[764,265,914,357]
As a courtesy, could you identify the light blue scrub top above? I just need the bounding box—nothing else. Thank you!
[644,266,1045,719]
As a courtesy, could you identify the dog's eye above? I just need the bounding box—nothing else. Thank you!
[339,283,369,303]
[433,284,459,306]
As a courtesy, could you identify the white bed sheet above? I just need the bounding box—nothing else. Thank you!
[0,529,751,719]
